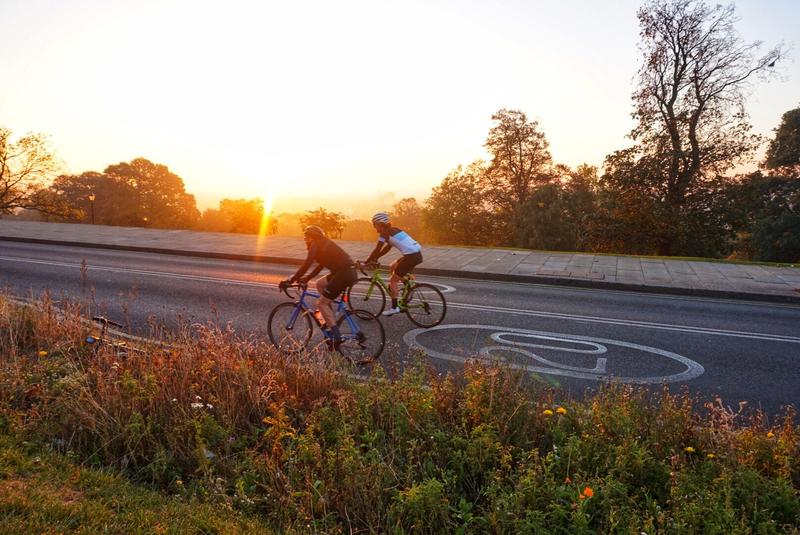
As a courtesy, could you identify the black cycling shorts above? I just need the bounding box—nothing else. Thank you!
[395,252,423,277]
[322,265,357,300]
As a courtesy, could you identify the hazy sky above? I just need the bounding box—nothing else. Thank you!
[1,0,798,211]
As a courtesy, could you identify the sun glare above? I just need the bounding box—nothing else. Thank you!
[257,187,276,245]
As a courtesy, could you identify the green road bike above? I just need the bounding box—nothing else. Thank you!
[347,261,446,328]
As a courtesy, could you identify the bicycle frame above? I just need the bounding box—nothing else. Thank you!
[285,286,360,339]
[359,264,415,307]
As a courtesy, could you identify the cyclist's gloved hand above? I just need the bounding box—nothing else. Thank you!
[278,279,291,290]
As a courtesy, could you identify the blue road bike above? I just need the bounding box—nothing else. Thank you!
[267,282,385,364]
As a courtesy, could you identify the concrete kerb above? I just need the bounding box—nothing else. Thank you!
[3,235,800,305]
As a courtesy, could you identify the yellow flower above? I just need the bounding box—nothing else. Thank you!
[556,407,568,415]
[684,446,695,453]
[542,409,554,416]
[38,350,48,357]
[767,431,775,439]
[706,453,716,459]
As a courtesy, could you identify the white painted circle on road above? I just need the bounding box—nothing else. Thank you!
[403,324,704,384]
[416,280,456,293]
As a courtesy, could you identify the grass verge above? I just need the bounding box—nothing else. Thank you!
[0,434,271,534]
[1,294,799,533]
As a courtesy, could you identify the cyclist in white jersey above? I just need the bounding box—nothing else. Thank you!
[365,212,423,316]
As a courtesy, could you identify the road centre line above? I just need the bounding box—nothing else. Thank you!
[3,254,799,344]
[445,301,800,344]
[419,272,800,311]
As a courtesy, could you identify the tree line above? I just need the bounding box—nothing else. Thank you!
[1,0,797,262]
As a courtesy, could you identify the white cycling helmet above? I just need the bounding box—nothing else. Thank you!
[371,212,390,225]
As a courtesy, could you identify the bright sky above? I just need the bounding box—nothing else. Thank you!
[1,0,798,212]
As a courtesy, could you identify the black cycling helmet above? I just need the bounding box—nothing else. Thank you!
[303,225,325,240]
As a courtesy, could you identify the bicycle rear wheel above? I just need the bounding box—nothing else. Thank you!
[268,302,313,353]
[346,277,386,316]
[336,309,385,364]
[404,283,446,328]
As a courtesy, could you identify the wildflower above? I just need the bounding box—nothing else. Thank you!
[171,398,177,403]
[176,479,183,486]
[190,402,204,409]
[767,431,775,439]
[542,409,554,416]
[38,350,48,357]
[583,486,593,498]
[684,446,695,453]
[564,476,572,484]
[556,406,568,415]
[706,453,716,459]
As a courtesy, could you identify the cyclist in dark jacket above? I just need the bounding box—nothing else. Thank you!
[281,225,357,342]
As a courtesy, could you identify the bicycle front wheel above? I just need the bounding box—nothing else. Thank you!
[267,302,313,353]
[346,277,386,316]
[404,283,446,328]
[336,309,385,364]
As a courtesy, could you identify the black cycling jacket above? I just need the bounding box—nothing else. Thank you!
[290,237,354,282]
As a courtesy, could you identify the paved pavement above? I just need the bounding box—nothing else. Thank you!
[2,220,799,303]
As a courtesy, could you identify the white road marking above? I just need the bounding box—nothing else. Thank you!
[418,272,800,311]
[404,324,705,384]
[423,282,456,293]
[445,301,800,344]
[2,254,798,344]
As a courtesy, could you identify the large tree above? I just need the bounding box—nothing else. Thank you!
[484,109,553,214]
[764,106,800,178]
[423,161,498,246]
[218,198,276,234]
[104,158,200,228]
[729,172,800,263]
[391,197,424,240]
[300,207,346,239]
[622,0,783,255]
[49,172,139,225]
[0,128,59,214]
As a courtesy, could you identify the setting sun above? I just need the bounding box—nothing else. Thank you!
[2,0,796,213]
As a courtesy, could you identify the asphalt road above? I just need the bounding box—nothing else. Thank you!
[2,241,799,416]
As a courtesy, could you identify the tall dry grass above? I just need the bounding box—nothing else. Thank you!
[1,293,799,533]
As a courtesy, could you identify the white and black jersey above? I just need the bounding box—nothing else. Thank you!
[366,227,422,262]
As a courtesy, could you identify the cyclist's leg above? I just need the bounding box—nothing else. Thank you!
[387,253,422,315]
[388,258,401,305]
[319,266,358,339]
[314,275,336,328]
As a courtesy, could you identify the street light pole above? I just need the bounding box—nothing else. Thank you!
[88,193,96,224]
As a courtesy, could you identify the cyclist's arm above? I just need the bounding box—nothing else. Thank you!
[365,240,391,263]
[305,264,324,281]
[289,243,319,282]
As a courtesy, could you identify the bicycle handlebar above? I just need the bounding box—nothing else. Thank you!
[278,281,307,299]
[355,260,380,276]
